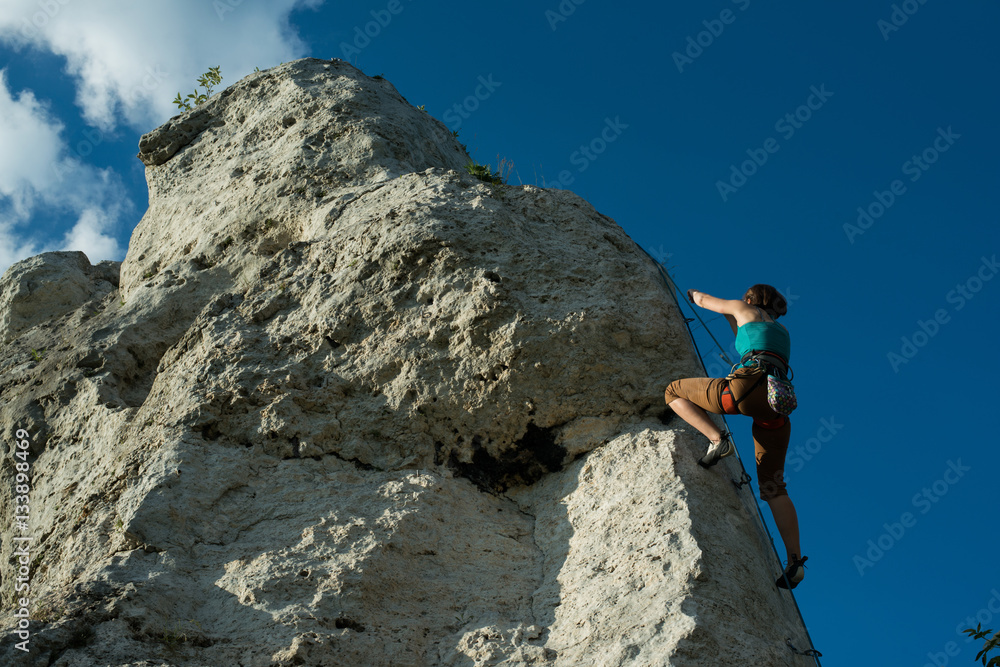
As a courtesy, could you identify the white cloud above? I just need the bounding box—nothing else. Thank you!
[0,224,41,279]
[0,0,324,131]
[0,0,322,277]
[60,206,123,264]
[0,69,129,277]
[0,69,65,214]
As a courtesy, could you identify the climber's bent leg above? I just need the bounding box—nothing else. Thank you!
[665,377,727,443]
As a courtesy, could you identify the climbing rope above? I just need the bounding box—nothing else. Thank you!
[644,256,734,366]
[637,245,823,666]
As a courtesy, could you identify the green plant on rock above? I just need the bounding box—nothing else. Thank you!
[30,348,45,362]
[465,161,502,186]
[173,66,223,111]
[964,624,999,666]
[466,156,517,187]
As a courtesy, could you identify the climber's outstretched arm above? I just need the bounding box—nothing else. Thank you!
[686,290,755,334]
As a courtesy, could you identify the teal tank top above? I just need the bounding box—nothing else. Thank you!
[735,312,791,367]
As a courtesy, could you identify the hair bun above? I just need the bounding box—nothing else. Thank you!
[743,284,787,317]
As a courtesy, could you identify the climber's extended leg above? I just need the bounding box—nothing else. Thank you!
[752,414,806,587]
[767,495,802,562]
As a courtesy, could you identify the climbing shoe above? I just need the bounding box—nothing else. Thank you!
[776,555,808,589]
[698,432,734,468]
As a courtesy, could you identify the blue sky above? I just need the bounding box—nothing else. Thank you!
[2,1,998,664]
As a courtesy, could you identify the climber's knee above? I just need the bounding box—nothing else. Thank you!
[664,380,683,404]
[759,481,789,502]
[754,415,787,430]
[758,472,788,501]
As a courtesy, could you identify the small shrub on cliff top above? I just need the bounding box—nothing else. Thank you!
[173,66,223,111]
[465,161,503,186]
[466,156,517,186]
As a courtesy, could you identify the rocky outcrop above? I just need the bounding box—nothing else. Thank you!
[0,252,120,344]
[0,58,815,666]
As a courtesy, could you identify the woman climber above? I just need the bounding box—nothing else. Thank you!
[663,284,807,589]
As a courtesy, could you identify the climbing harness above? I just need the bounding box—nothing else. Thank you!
[736,349,798,416]
[638,245,822,665]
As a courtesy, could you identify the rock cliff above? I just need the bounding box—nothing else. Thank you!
[0,58,815,666]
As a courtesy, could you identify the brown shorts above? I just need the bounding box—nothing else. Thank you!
[664,366,791,501]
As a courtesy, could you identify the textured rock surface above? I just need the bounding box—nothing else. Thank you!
[0,58,815,666]
[0,252,120,344]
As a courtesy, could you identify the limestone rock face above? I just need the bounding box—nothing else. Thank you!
[0,58,815,666]
[0,251,120,344]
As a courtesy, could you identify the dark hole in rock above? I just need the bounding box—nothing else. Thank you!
[199,422,222,441]
[445,423,566,493]
[335,617,365,632]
